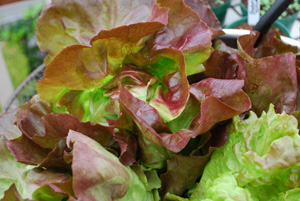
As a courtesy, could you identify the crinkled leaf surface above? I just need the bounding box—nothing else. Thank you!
[119,78,250,153]
[193,105,300,200]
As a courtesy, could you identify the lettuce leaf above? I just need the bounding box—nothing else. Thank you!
[7,96,116,171]
[119,79,244,153]
[160,122,230,196]
[66,130,158,200]
[36,0,155,63]
[36,0,216,123]
[237,32,298,115]
[192,104,300,200]
[199,31,298,116]
[0,110,71,200]
[184,0,224,39]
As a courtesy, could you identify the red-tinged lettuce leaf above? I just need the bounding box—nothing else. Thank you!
[115,92,173,169]
[189,78,251,134]
[203,49,246,80]
[0,141,70,201]
[296,59,300,111]
[213,39,238,53]
[161,149,214,196]
[101,65,154,91]
[121,49,190,122]
[143,49,190,121]
[238,30,298,60]
[19,168,70,200]
[16,97,115,149]
[112,132,138,166]
[67,128,130,200]
[119,84,193,153]
[240,53,297,115]
[119,78,250,154]
[1,184,32,201]
[137,130,173,169]
[35,113,115,149]
[15,96,52,123]
[202,32,298,116]
[184,0,224,39]
[8,97,116,170]
[150,0,212,76]
[36,0,155,63]
[7,135,51,165]
[48,178,75,199]
[255,31,298,57]
[0,111,22,140]
[166,94,200,134]
[90,22,165,74]
[66,130,155,200]
[31,178,74,201]
[110,108,137,166]
[37,22,165,106]
[38,138,71,171]
[160,122,229,196]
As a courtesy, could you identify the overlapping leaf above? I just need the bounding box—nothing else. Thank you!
[119,78,250,154]
[237,31,298,115]
[36,0,155,63]
[192,105,300,200]
[7,97,116,170]
[66,130,158,201]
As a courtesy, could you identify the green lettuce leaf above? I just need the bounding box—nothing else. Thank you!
[0,111,29,200]
[192,104,300,200]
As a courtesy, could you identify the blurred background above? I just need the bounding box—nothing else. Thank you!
[0,0,299,113]
[0,0,50,112]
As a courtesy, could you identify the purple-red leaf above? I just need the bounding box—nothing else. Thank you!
[242,53,297,115]
[184,0,224,39]
[66,130,131,200]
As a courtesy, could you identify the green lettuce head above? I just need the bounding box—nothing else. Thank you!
[191,104,300,201]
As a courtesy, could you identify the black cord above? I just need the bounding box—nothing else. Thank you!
[253,0,293,47]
